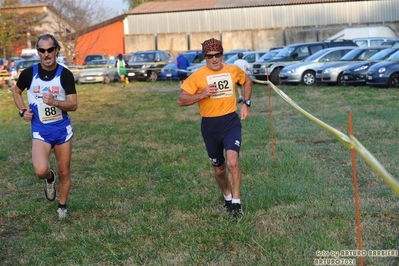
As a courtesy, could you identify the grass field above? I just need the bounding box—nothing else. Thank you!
[1,80,399,265]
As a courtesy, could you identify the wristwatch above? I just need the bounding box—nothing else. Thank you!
[19,108,27,117]
[244,100,251,107]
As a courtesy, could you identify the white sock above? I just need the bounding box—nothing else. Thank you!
[232,198,241,204]
[224,193,232,201]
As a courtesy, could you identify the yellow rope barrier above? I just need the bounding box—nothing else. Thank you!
[255,78,399,196]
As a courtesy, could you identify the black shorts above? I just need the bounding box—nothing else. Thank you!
[201,112,242,167]
[178,73,187,81]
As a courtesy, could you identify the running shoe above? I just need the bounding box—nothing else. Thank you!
[44,169,56,201]
[57,208,68,219]
[231,203,245,218]
[223,200,232,213]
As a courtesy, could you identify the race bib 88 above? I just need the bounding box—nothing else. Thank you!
[38,104,62,124]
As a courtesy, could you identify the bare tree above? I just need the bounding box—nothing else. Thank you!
[20,0,109,63]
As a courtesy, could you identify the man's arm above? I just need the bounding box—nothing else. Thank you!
[177,83,218,107]
[243,73,252,100]
[240,74,253,120]
[42,91,77,111]
[12,86,26,111]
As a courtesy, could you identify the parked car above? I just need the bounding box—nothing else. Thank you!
[279,46,356,85]
[380,40,399,47]
[15,59,41,75]
[83,54,106,65]
[56,53,68,64]
[316,46,389,85]
[126,50,172,82]
[77,59,119,84]
[225,50,268,65]
[224,50,268,75]
[342,46,399,86]
[160,50,203,81]
[366,50,399,88]
[252,39,357,84]
[352,37,399,47]
[250,49,283,79]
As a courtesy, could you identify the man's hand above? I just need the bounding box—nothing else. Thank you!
[240,105,250,120]
[23,109,33,122]
[202,83,218,97]
[42,90,56,106]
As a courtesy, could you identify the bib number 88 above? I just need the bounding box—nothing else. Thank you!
[45,107,58,116]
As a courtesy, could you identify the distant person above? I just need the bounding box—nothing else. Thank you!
[175,51,190,86]
[115,54,129,86]
[1,59,8,71]
[177,38,252,218]
[233,53,251,103]
[7,60,18,88]
[12,33,78,220]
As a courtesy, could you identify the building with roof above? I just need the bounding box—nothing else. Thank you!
[75,14,127,65]
[75,0,399,64]
[2,3,75,58]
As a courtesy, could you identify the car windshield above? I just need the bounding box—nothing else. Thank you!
[225,55,239,63]
[368,48,397,60]
[129,52,156,62]
[302,49,332,62]
[223,53,238,61]
[87,60,108,66]
[275,47,295,57]
[258,50,280,61]
[184,54,196,62]
[387,50,399,60]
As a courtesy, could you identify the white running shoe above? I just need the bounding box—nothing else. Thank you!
[44,170,56,201]
[57,208,68,219]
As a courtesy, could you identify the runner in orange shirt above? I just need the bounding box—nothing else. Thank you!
[177,38,252,217]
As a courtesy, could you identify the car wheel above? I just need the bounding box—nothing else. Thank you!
[103,75,110,84]
[147,71,158,82]
[270,69,281,85]
[388,73,399,88]
[337,73,344,86]
[301,71,315,86]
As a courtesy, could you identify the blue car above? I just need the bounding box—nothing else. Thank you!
[160,50,203,80]
[366,53,399,88]
[342,47,399,86]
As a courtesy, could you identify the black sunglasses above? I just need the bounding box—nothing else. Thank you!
[37,46,56,54]
[205,53,222,59]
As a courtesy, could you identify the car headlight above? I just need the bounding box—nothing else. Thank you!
[354,65,368,72]
[286,67,299,74]
[378,67,386,73]
[323,67,335,74]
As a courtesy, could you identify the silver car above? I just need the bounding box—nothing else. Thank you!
[316,46,389,85]
[77,59,119,84]
[279,46,356,85]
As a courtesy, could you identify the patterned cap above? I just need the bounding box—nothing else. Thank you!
[201,38,223,56]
